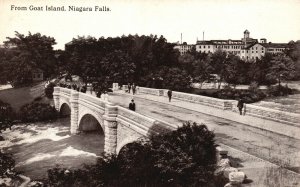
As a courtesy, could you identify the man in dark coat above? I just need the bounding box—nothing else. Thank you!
[167,89,172,102]
[129,99,136,111]
[132,83,136,95]
[128,83,131,93]
[237,98,244,115]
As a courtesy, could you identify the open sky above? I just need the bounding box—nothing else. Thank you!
[0,0,300,49]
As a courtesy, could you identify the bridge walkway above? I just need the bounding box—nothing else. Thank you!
[108,91,300,187]
[114,90,300,140]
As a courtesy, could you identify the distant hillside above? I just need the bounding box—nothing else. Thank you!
[0,82,49,111]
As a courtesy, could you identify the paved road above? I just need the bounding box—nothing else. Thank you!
[109,93,300,173]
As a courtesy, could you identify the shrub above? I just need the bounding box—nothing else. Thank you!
[0,100,15,137]
[19,103,58,122]
[45,82,56,99]
[267,85,293,97]
[197,86,266,103]
[0,151,15,177]
[45,122,223,187]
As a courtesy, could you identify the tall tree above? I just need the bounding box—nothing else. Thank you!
[266,55,295,86]
[3,32,57,86]
[210,50,227,89]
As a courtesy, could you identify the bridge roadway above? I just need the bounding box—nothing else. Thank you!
[108,91,300,186]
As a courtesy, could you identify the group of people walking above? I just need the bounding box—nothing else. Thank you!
[58,83,87,93]
[127,83,137,95]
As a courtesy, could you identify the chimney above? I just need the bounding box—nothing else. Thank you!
[181,33,182,44]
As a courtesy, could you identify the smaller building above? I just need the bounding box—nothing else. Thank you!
[173,42,195,55]
[240,43,266,61]
[32,68,44,81]
[261,43,287,54]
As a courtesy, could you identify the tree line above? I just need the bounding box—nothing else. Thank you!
[0,32,299,91]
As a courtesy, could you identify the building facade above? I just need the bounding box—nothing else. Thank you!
[173,42,195,55]
[174,30,288,61]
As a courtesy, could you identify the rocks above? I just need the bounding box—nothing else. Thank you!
[215,146,247,187]
[229,171,246,184]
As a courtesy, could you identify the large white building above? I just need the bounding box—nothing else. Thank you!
[174,30,288,61]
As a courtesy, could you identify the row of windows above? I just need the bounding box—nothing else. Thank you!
[268,48,284,52]
[214,41,243,45]
[241,50,264,54]
[197,45,242,49]
[251,47,265,50]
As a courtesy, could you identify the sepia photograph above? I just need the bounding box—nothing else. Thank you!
[0,0,300,186]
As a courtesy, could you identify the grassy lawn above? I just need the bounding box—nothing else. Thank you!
[0,82,50,111]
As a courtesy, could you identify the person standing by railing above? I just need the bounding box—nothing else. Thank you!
[132,83,136,95]
[128,83,131,93]
[237,98,244,115]
[167,89,172,102]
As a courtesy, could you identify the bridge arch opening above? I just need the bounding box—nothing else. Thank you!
[60,103,71,117]
[78,114,104,134]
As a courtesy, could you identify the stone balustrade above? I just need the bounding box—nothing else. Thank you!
[137,87,165,96]
[170,91,234,110]
[127,85,300,125]
[232,102,300,126]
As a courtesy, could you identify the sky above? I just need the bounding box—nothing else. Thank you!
[0,0,300,49]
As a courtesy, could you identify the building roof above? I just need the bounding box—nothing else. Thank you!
[196,40,214,45]
[196,40,245,45]
[244,30,250,34]
[260,43,288,48]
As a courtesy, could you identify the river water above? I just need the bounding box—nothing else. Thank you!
[0,118,105,180]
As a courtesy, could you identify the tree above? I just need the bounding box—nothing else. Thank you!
[0,100,15,138]
[210,50,227,89]
[3,32,57,86]
[192,56,214,88]
[158,67,191,91]
[266,55,295,86]
[286,40,300,80]
[45,122,219,187]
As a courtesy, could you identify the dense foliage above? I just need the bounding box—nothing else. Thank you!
[0,151,15,177]
[19,102,58,122]
[45,82,56,99]
[267,84,293,97]
[0,32,298,91]
[0,100,15,140]
[0,32,57,87]
[46,122,221,187]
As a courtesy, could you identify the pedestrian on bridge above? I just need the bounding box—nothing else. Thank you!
[128,83,131,93]
[132,83,136,95]
[129,99,136,111]
[167,89,172,102]
[237,98,244,115]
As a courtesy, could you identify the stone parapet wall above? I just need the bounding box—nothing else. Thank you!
[137,87,233,110]
[128,85,300,126]
[137,87,165,96]
[232,102,300,126]
[170,91,234,110]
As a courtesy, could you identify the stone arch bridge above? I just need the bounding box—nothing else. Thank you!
[53,87,176,154]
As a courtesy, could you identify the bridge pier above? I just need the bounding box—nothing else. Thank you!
[53,87,174,156]
[103,104,118,154]
[70,91,80,134]
[53,87,60,111]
